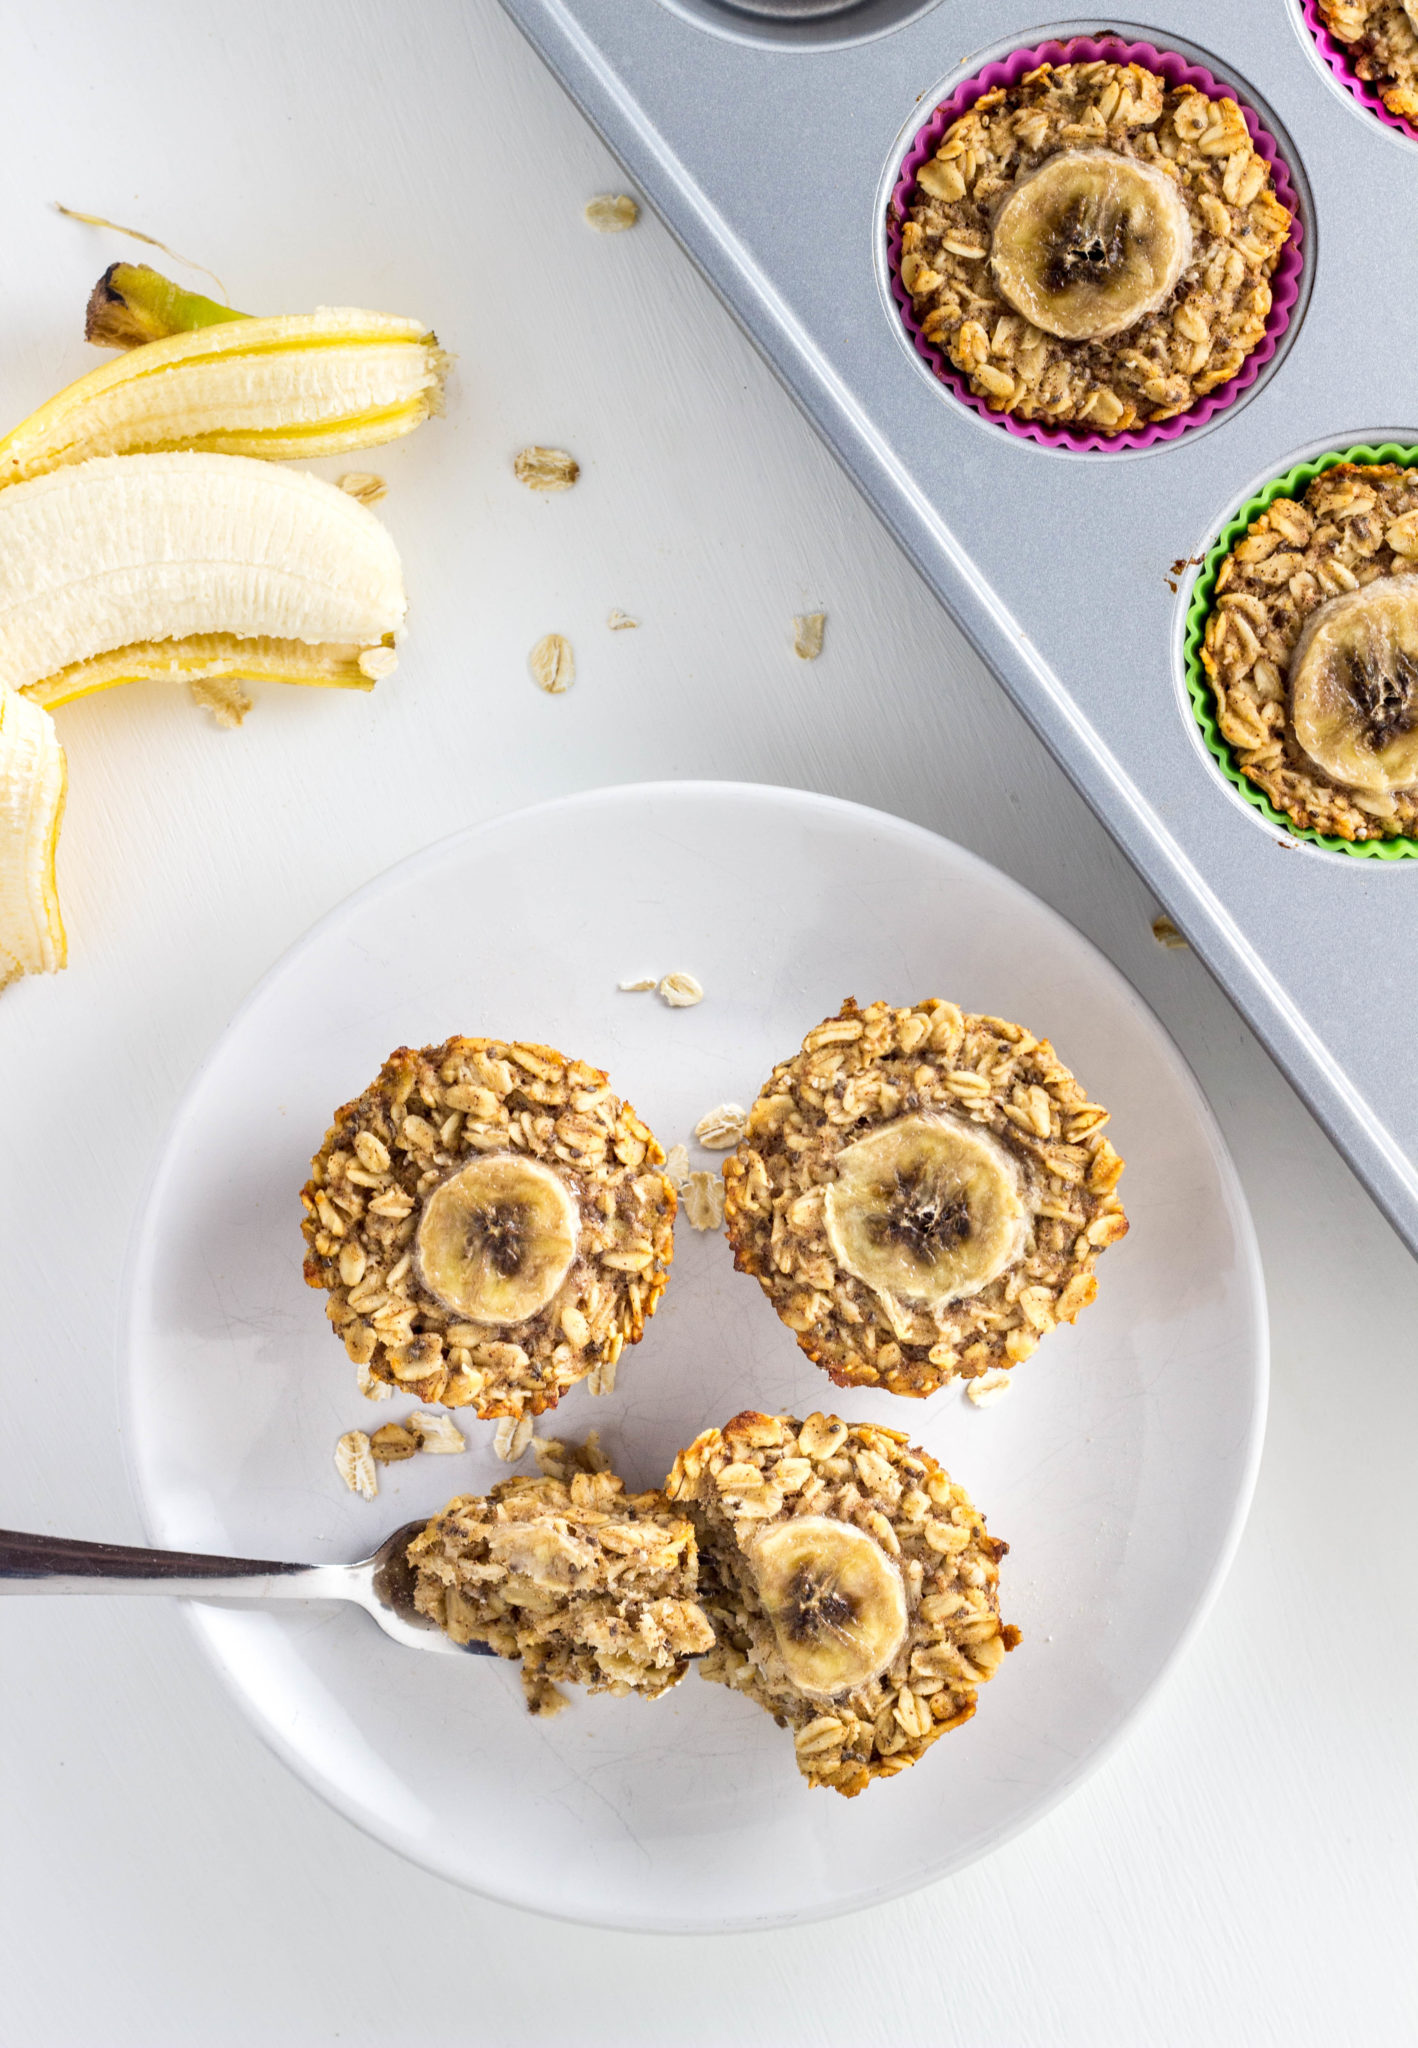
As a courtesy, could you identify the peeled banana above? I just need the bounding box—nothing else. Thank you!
[416,1156,581,1324]
[0,453,405,704]
[0,693,67,987]
[824,1115,1028,1310]
[0,292,447,488]
[1290,576,1418,794]
[990,149,1193,342]
[751,1516,907,1700]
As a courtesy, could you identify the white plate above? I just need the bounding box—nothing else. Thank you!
[124,781,1267,1932]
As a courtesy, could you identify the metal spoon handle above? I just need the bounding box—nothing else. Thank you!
[0,1527,314,1598]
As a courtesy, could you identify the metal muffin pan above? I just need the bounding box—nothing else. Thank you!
[498,0,1418,1255]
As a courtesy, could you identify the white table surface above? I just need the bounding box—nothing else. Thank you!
[1,3,1413,2042]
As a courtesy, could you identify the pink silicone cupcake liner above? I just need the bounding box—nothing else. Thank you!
[887,36,1306,454]
[1300,0,1418,143]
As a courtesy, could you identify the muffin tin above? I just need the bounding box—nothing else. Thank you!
[498,0,1418,1254]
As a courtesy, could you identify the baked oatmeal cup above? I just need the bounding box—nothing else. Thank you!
[301,1035,676,1418]
[408,1434,714,1715]
[1200,462,1418,843]
[895,55,1294,434]
[1315,1,1418,127]
[667,1410,1018,1797]
[722,997,1127,1395]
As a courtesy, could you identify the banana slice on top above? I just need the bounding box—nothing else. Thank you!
[415,1155,579,1324]
[990,149,1193,342]
[824,1114,1028,1311]
[1289,575,1418,795]
[750,1516,907,1701]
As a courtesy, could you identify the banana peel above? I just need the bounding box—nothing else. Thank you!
[0,278,448,488]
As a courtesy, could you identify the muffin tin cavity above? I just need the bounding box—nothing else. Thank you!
[882,29,1311,455]
[659,0,939,50]
[1300,0,1418,147]
[1183,442,1418,860]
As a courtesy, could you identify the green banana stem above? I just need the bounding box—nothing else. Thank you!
[84,263,250,349]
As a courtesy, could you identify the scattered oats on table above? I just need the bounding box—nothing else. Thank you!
[793,612,826,660]
[694,1102,746,1149]
[1201,463,1418,842]
[494,1412,535,1463]
[338,472,387,505]
[966,1371,1013,1407]
[681,1170,726,1232]
[408,1410,466,1454]
[584,193,639,232]
[529,632,574,694]
[335,1429,378,1500]
[1316,0,1418,124]
[658,970,704,1008]
[189,675,251,728]
[663,1142,691,1189]
[407,1444,714,1711]
[666,1409,1018,1796]
[300,1035,677,1421]
[617,974,657,991]
[514,446,580,492]
[896,59,1293,433]
[607,609,639,630]
[722,996,1127,1395]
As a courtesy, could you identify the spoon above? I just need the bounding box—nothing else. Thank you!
[0,1523,493,1655]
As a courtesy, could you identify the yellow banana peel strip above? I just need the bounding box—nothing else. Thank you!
[0,306,448,488]
[24,634,387,710]
[0,692,67,988]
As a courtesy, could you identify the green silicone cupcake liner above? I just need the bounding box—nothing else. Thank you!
[1184,442,1418,860]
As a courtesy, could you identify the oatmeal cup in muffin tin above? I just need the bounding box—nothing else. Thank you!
[722,998,1127,1397]
[1310,0,1418,132]
[1196,457,1418,847]
[667,1410,1018,1798]
[301,1035,677,1417]
[891,49,1296,440]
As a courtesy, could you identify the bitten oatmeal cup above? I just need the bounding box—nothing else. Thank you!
[1198,459,1418,845]
[407,1436,714,1716]
[301,1036,676,1417]
[667,1410,1018,1798]
[893,52,1294,436]
[1313,1,1418,129]
[722,998,1127,1395]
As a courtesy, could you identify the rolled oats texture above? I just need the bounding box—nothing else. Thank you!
[896,60,1293,433]
[337,472,388,505]
[513,446,580,492]
[584,193,639,232]
[1199,462,1418,842]
[693,1103,746,1149]
[722,996,1127,1394]
[300,1035,677,1420]
[1317,0,1418,122]
[407,1457,714,1707]
[681,1171,725,1232]
[658,971,703,1008]
[793,612,826,660]
[666,1410,1017,1796]
[529,633,574,694]
[335,1429,377,1499]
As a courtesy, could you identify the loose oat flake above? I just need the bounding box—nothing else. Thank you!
[663,1143,690,1188]
[409,1410,467,1454]
[335,1429,378,1499]
[584,193,639,233]
[966,1371,1013,1407]
[682,1171,726,1232]
[793,612,826,661]
[357,1360,393,1402]
[694,1103,746,1149]
[338,472,388,505]
[607,609,639,631]
[494,1412,535,1462]
[618,974,657,991]
[658,971,704,1008]
[514,446,580,493]
[189,675,251,729]
[370,1421,418,1462]
[529,632,574,694]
